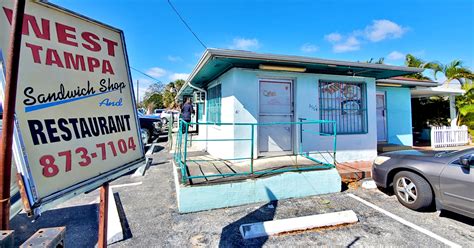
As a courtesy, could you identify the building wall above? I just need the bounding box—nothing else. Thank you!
[376,86,413,146]
[201,68,378,162]
[195,70,236,158]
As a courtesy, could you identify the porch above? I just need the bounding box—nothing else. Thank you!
[179,152,372,184]
[171,119,344,212]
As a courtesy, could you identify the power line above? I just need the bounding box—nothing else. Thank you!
[130,66,162,84]
[167,0,207,49]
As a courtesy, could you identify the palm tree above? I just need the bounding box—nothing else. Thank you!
[456,83,474,134]
[404,54,440,80]
[432,60,474,87]
[366,57,385,64]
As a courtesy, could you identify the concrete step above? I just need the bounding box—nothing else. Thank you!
[377,143,412,153]
[336,161,372,181]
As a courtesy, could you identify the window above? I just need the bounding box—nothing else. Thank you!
[319,81,367,134]
[197,103,204,121]
[207,84,221,123]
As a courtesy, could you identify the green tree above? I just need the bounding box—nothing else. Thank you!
[456,83,474,136]
[431,60,474,86]
[142,82,164,113]
[162,79,185,108]
[366,57,385,64]
[404,54,440,80]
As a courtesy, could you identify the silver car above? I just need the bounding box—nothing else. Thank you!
[372,148,474,218]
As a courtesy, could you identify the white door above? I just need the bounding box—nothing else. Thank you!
[258,80,293,155]
[376,92,387,142]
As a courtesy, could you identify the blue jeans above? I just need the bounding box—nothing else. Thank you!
[181,119,190,134]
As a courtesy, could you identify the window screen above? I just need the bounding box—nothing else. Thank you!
[207,84,221,123]
[319,81,367,134]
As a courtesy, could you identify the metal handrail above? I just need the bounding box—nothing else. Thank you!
[174,119,337,184]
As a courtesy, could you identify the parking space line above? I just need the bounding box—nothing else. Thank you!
[347,193,461,248]
[110,182,143,189]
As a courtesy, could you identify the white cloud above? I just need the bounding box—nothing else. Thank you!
[333,36,360,53]
[146,67,167,78]
[364,20,407,42]
[167,55,183,62]
[229,37,260,50]
[387,51,405,60]
[300,43,319,53]
[324,20,407,53]
[169,73,190,81]
[324,33,342,43]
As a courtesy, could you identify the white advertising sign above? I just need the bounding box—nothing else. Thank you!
[0,0,145,215]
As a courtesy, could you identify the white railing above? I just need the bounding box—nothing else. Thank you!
[431,125,469,148]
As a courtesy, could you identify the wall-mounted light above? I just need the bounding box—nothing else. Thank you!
[376,83,402,87]
[259,64,307,72]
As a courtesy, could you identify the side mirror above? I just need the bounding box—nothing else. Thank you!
[459,154,472,168]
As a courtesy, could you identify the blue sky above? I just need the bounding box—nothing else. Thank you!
[52,0,474,100]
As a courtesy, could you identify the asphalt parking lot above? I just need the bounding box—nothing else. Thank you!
[10,139,474,247]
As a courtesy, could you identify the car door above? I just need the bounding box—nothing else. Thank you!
[439,152,474,214]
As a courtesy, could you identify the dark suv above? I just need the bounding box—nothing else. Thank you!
[137,112,163,145]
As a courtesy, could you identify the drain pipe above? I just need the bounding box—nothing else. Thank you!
[188,82,207,150]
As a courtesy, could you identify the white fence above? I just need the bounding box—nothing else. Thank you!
[431,125,469,148]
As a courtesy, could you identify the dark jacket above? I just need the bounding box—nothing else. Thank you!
[181,103,194,121]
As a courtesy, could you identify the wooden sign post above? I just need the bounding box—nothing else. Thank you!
[98,183,109,248]
[0,0,25,230]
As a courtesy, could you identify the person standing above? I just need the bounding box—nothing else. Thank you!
[181,97,194,133]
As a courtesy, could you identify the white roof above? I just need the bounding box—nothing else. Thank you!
[411,86,465,97]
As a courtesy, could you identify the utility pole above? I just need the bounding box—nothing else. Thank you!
[0,0,26,230]
[136,80,139,103]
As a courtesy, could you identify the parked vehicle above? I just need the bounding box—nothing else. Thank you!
[372,149,474,218]
[137,112,163,145]
[153,109,165,117]
[137,108,146,115]
[160,110,179,124]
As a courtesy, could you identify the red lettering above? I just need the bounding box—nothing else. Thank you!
[102,60,114,75]
[103,38,118,57]
[56,23,78,47]
[81,32,101,52]
[25,43,43,63]
[64,52,85,71]
[45,49,64,68]
[87,57,100,72]
[3,7,50,40]
[2,7,12,24]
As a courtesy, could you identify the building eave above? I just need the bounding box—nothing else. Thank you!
[177,49,426,99]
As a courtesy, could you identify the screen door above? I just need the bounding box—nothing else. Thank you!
[376,92,387,142]
[258,80,293,155]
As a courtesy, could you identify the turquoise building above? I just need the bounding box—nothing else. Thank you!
[173,49,439,212]
[177,49,437,163]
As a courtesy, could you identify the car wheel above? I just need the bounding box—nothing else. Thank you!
[393,171,433,210]
[161,117,168,125]
[141,128,150,145]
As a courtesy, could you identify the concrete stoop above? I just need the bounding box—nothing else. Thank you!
[336,161,373,181]
[172,160,341,213]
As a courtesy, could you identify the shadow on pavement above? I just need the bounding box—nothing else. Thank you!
[114,192,133,241]
[439,210,474,225]
[218,188,278,248]
[10,204,98,247]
